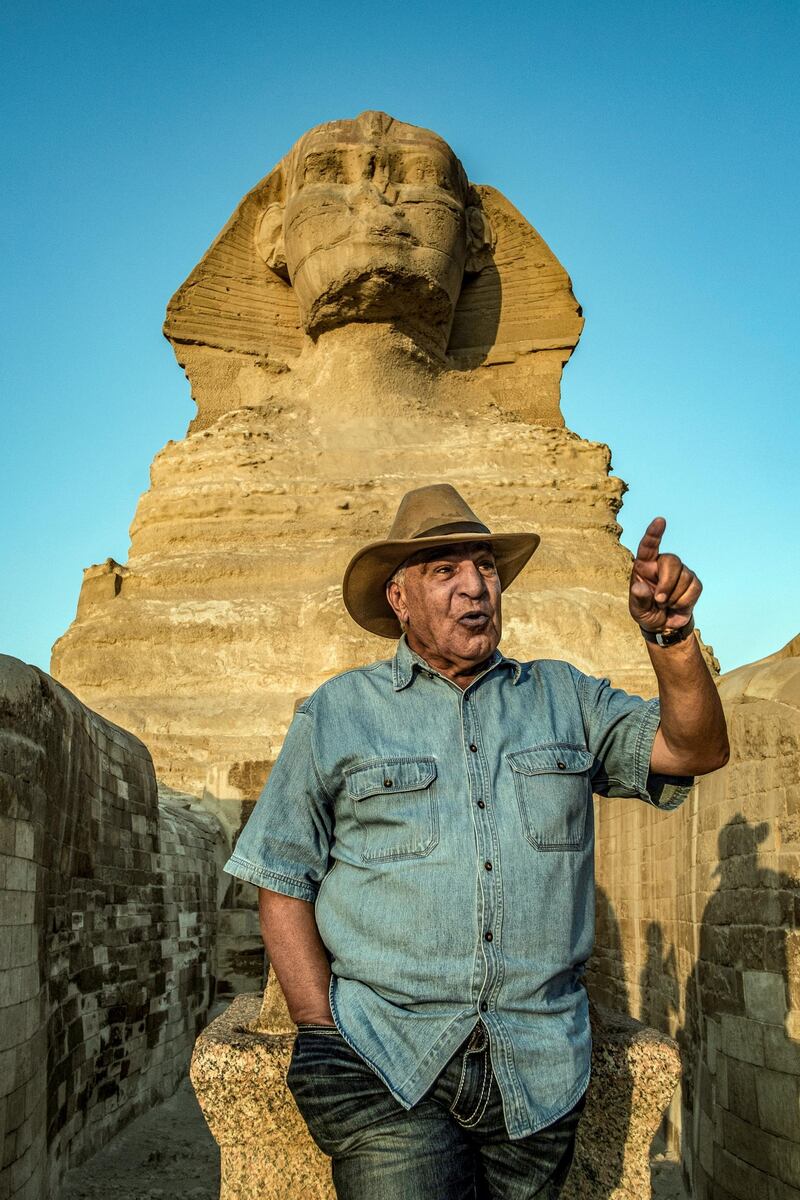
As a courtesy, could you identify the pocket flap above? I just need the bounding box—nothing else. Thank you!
[507,745,594,776]
[345,756,437,801]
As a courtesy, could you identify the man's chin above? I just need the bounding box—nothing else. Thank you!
[454,625,499,662]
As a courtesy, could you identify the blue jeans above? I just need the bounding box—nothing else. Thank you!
[286,1022,585,1199]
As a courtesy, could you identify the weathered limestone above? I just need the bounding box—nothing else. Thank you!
[190,996,330,1200]
[563,1006,682,1200]
[51,110,677,875]
[190,983,681,1199]
[0,655,225,1200]
[588,634,800,1199]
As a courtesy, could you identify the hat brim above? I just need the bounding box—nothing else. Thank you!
[343,530,541,639]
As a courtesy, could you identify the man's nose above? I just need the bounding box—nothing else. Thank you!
[459,563,489,598]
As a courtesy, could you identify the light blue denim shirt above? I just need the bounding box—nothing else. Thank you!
[225,635,692,1138]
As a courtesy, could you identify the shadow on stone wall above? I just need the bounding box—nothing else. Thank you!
[590,636,800,1199]
[640,923,679,1036]
[597,811,800,1199]
[591,884,632,1015]
[676,814,799,1200]
[576,886,636,1199]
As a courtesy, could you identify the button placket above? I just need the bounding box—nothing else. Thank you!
[464,686,501,1008]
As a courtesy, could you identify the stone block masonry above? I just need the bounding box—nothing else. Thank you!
[587,636,800,1200]
[0,654,224,1200]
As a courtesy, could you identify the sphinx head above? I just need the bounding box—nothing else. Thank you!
[255,111,493,354]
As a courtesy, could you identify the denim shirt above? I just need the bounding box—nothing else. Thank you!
[225,635,692,1138]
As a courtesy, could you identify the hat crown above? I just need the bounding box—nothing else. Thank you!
[387,484,491,542]
[341,482,540,638]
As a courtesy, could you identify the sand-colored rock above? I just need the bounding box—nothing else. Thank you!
[190,985,680,1200]
[563,1005,682,1200]
[51,111,684,860]
[190,995,330,1200]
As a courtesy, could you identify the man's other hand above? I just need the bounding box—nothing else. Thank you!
[629,517,702,634]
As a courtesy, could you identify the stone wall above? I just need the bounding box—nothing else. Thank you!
[587,637,800,1198]
[0,655,223,1200]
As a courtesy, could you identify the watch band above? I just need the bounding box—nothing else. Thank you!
[639,615,695,646]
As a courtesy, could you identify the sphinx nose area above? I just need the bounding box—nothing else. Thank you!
[351,181,392,206]
[348,152,399,207]
[349,176,398,211]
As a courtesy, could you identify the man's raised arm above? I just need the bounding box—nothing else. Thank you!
[628,517,729,777]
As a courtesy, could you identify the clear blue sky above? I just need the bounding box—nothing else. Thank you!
[2,0,798,676]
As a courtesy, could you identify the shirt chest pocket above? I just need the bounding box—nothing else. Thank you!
[345,756,439,863]
[507,745,593,851]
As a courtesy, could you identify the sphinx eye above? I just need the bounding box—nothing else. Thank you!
[398,155,435,186]
[303,152,346,184]
[433,168,454,193]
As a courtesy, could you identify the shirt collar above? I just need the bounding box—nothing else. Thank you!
[391,633,521,690]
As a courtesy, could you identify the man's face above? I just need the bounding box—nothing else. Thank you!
[386,543,502,681]
[281,114,469,345]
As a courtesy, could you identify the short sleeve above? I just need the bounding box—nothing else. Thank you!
[575,670,693,812]
[223,706,333,901]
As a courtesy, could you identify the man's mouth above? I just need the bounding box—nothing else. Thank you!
[458,611,491,629]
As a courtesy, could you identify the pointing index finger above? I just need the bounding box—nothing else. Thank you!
[635,517,667,563]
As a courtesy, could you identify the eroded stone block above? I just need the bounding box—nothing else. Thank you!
[191,996,680,1200]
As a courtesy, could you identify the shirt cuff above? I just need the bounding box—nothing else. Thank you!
[634,698,694,811]
[223,853,320,902]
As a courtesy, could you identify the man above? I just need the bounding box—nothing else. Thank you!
[224,483,729,1199]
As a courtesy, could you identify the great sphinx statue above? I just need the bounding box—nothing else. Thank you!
[52,111,657,876]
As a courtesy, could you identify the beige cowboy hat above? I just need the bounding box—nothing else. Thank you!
[343,483,540,638]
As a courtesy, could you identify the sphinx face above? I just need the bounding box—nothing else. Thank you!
[280,115,470,348]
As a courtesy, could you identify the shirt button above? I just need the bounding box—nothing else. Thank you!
[484,861,493,871]
[469,743,478,753]
[484,931,493,942]
[477,800,486,809]
[480,1001,488,1012]
[383,779,393,787]
[557,761,566,770]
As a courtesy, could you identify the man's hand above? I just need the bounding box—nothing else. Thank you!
[628,516,729,776]
[629,517,702,633]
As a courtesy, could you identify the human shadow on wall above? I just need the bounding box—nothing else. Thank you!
[590,883,632,1014]
[677,815,799,1193]
[638,921,683,1193]
[639,922,680,1035]
[573,885,635,1199]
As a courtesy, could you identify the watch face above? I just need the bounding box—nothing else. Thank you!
[661,625,690,645]
[640,622,693,645]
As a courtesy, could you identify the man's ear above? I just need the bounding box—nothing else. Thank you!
[386,580,408,627]
[255,203,289,280]
[464,189,495,275]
